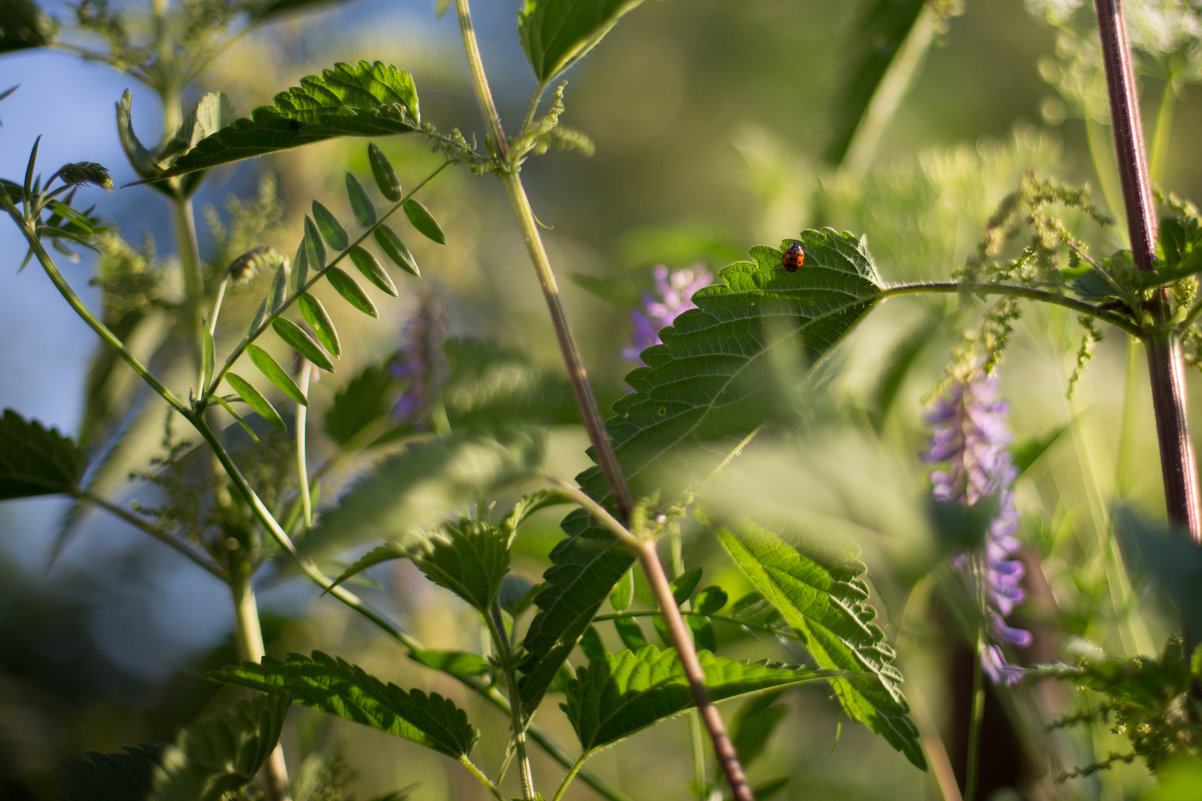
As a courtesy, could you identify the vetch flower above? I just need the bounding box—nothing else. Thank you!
[391,293,448,429]
[621,264,712,367]
[924,371,1031,684]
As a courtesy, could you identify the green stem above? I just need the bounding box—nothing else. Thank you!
[80,490,224,579]
[295,365,314,528]
[550,754,590,801]
[487,600,536,800]
[879,281,1143,337]
[455,0,508,160]
[963,629,985,801]
[172,193,206,375]
[459,755,505,800]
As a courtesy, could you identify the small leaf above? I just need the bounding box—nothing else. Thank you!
[402,199,445,244]
[349,245,400,294]
[293,238,311,292]
[273,316,335,371]
[312,201,349,251]
[345,171,378,226]
[609,568,634,612]
[409,649,493,682]
[326,542,408,592]
[58,744,164,801]
[303,216,326,271]
[518,0,646,84]
[695,585,728,615]
[244,0,349,23]
[368,142,401,201]
[326,266,378,317]
[612,616,646,651]
[0,408,84,500]
[153,62,421,179]
[296,293,342,360]
[268,263,291,313]
[730,692,788,770]
[148,694,290,801]
[208,651,478,757]
[563,644,829,751]
[324,361,399,446]
[670,566,703,606]
[414,517,511,613]
[225,373,286,431]
[718,523,925,769]
[248,344,308,405]
[373,226,419,277]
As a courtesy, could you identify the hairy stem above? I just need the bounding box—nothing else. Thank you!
[1094,0,1201,542]
[487,601,536,800]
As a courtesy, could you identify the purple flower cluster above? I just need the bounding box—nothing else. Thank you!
[925,372,1030,684]
[391,294,448,429]
[621,264,713,367]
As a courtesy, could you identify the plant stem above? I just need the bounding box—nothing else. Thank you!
[487,600,536,801]
[551,755,590,801]
[1093,0,1202,542]
[81,490,225,578]
[637,540,754,801]
[963,629,985,801]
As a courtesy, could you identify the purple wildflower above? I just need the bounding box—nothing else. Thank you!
[924,372,1031,684]
[621,264,713,366]
[391,294,448,429]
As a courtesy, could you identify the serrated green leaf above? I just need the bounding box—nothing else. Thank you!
[562,644,828,751]
[295,431,544,563]
[402,199,445,245]
[349,245,400,294]
[273,316,334,372]
[149,693,290,801]
[225,372,286,431]
[717,522,924,769]
[153,62,420,179]
[248,344,307,405]
[345,171,377,226]
[518,229,883,713]
[368,142,401,201]
[312,201,349,251]
[58,744,165,801]
[0,408,84,500]
[442,339,577,432]
[323,361,399,446]
[0,0,57,53]
[208,651,477,757]
[295,293,341,360]
[518,0,646,84]
[414,517,510,613]
[326,266,378,317]
[373,225,419,277]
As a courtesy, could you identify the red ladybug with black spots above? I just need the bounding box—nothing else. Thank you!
[782,242,805,272]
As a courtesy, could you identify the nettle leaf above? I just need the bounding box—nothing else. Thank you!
[442,339,577,431]
[225,373,286,431]
[248,344,307,405]
[149,693,290,801]
[324,362,398,446]
[58,743,165,801]
[518,229,883,712]
[0,408,84,500]
[402,199,445,245]
[717,522,925,769]
[349,245,401,293]
[209,652,477,758]
[154,61,420,179]
[519,0,646,85]
[273,316,335,371]
[414,517,511,613]
[295,431,543,563]
[563,644,829,752]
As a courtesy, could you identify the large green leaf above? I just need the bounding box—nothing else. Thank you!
[717,522,924,769]
[323,361,399,446]
[563,644,829,751]
[413,517,511,613]
[58,744,165,801]
[149,693,290,801]
[519,0,646,84]
[0,408,84,500]
[208,651,478,758]
[518,228,884,712]
[154,61,420,179]
[295,431,544,562]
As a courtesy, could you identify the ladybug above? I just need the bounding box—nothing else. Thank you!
[782,242,805,272]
